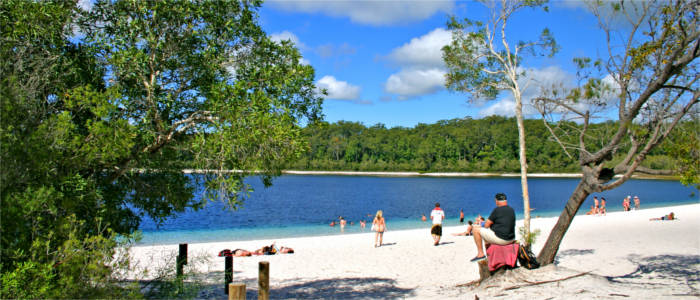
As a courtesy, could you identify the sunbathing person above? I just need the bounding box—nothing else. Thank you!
[278,246,295,254]
[650,212,675,221]
[451,220,474,236]
[232,249,252,256]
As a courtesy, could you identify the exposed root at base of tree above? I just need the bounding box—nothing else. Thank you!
[502,271,590,290]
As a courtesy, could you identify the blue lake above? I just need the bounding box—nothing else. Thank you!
[136,175,699,245]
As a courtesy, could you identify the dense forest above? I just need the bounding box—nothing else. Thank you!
[287,116,691,174]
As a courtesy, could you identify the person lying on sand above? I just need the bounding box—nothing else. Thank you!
[451,220,474,236]
[650,212,675,221]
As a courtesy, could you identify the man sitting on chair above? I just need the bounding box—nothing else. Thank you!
[470,193,516,262]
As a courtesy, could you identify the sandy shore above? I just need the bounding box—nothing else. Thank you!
[130,203,700,299]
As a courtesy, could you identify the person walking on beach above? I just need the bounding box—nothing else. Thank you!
[430,202,445,246]
[470,193,516,262]
[372,210,386,247]
[600,197,607,215]
[634,196,640,210]
[460,209,465,223]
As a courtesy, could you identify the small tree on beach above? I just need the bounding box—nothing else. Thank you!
[442,0,558,244]
[532,0,699,265]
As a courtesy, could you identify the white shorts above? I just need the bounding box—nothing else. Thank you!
[480,227,514,245]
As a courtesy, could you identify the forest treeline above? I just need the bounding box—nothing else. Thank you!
[287,116,688,174]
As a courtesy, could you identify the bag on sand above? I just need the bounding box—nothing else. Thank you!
[517,244,540,269]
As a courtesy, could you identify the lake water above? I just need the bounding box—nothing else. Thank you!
[136,175,698,245]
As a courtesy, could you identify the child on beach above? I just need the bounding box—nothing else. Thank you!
[372,210,386,247]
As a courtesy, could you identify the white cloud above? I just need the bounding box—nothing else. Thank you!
[316,75,361,100]
[384,68,446,99]
[388,28,451,68]
[269,31,307,50]
[382,28,452,99]
[479,66,577,117]
[479,98,517,117]
[270,1,454,26]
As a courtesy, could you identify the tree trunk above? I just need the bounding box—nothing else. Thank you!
[514,97,531,244]
[537,180,590,265]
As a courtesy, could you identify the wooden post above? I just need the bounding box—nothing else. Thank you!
[228,283,246,300]
[478,259,490,281]
[177,243,188,277]
[224,256,233,294]
[258,261,269,300]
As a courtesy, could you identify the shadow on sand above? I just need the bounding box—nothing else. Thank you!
[606,254,700,293]
[272,277,416,299]
[197,276,415,299]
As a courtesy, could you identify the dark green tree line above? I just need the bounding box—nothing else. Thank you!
[290,116,686,174]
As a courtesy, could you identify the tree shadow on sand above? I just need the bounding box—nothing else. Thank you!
[272,277,415,299]
[195,277,415,299]
[606,254,700,294]
[553,248,595,264]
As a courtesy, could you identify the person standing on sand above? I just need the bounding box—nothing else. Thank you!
[600,197,607,215]
[634,196,640,210]
[372,210,386,247]
[430,202,445,246]
[593,196,599,215]
[460,209,465,223]
[470,193,516,262]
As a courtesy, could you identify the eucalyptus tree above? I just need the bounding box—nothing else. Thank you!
[532,0,699,265]
[442,0,558,242]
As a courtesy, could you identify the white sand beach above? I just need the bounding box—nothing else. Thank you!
[130,203,700,299]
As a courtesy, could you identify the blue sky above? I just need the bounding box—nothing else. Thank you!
[257,1,610,128]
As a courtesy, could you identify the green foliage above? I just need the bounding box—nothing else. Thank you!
[285,117,688,174]
[519,226,541,246]
[1,0,321,297]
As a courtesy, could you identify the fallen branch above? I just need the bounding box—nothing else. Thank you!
[503,271,591,291]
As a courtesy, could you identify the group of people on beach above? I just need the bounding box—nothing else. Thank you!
[219,242,294,257]
[369,193,517,264]
[587,195,642,215]
[623,195,641,211]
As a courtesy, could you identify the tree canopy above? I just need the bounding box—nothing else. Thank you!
[1,0,321,297]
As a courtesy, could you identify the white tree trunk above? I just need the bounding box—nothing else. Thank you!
[514,93,531,244]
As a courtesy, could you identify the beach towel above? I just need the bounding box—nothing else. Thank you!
[486,243,519,271]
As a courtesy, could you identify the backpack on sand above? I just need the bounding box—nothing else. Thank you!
[517,244,540,269]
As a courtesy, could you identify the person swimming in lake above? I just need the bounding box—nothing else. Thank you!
[339,216,347,229]
[372,210,386,247]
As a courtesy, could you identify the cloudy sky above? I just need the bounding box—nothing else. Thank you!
[259,1,606,128]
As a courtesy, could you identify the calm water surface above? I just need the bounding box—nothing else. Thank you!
[136,175,698,245]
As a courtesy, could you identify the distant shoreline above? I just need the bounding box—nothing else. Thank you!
[180,169,679,180]
[281,170,679,180]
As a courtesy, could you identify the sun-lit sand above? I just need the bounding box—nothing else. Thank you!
[130,203,700,299]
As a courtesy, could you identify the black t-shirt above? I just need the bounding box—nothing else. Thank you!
[488,205,516,240]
